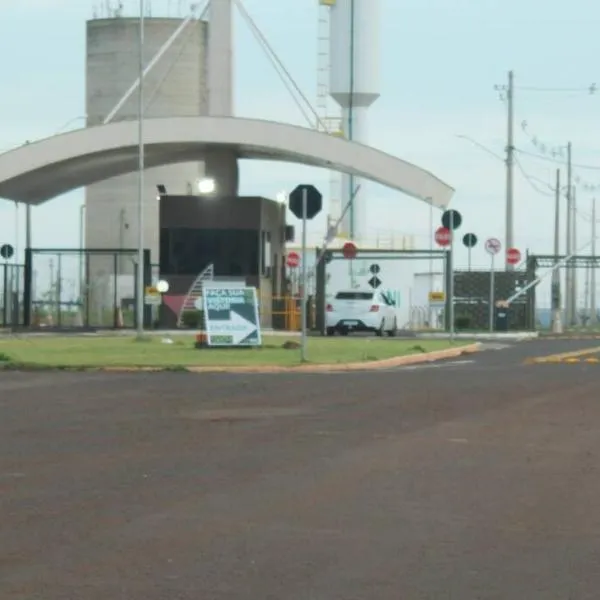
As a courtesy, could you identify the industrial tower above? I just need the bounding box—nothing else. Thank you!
[316,0,343,235]
[321,0,380,244]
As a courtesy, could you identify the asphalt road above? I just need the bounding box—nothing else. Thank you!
[2,339,600,598]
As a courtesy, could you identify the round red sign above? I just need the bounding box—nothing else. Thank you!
[506,247,521,265]
[286,251,300,268]
[434,226,451,247]
[342,241,357,259]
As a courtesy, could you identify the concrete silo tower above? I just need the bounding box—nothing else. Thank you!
[329,0,380,242]
[85,14,208,270]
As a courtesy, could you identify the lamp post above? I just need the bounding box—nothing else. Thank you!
[135,0,145,339]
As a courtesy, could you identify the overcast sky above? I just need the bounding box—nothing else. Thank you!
[1,0,599,270]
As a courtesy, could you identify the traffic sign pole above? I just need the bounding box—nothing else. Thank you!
[440,209,461,341]
[289,183,323,356]
[489,253,495,332]
[484,237,501,332]
[2,260,7,327]
[300,187,308,362]
[462,233,477,271]
[449,211,454,341]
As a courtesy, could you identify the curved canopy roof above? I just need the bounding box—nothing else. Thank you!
[0,116,454,206]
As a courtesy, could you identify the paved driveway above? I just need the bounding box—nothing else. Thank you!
[1,341,600,598]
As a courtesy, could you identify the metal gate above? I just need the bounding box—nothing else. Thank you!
[315,248,450,334]
[23,248,151,329]
[0,263,25,328]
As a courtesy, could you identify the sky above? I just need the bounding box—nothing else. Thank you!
[1,0,599,275]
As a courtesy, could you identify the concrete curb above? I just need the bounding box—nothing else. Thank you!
[525,357,600,364]
[416,332,538,341]
[97,343,482,374]
[0,344,481,375]
[524,344,600,364]
[539,335,600,340]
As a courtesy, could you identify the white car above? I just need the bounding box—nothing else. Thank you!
[326,289,398,336]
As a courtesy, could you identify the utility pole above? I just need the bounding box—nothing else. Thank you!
[550,169,562,333]
[591,197,597,325]
[565,142,573,324]
[505,70,515,270]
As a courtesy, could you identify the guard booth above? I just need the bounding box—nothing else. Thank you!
[159,194,287,329]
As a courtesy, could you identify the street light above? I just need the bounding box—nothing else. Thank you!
[156,184,167,200]
[135,0,145,339]
[156,280,169,293]
[197,177,216,195]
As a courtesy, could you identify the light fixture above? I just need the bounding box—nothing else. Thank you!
[156,280,169,293]
[276,191,287,204]
[197,177,216,195]
[156,184,167,201]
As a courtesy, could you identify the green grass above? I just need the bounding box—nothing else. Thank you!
[0,335,470,369]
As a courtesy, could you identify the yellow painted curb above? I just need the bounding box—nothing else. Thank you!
[98,343,482,374]
[528,357,600,365]
[527,344,600,364]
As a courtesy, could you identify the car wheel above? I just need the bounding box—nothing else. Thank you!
[375,320,385,337]
[326,327,335,336]
[339,327,349,336]
[387,318,397,337]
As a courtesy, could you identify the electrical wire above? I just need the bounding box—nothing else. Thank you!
[513,154,554,197]
[517,118,600,195]
[514,147,600,172]
[454,134,505,162]
[233,0,327,131]
[516,84,596,94]
[456,133,570,201]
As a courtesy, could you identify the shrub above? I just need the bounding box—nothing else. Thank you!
[181,310,204,329]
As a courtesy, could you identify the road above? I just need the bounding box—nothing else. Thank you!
[2,339,600,598]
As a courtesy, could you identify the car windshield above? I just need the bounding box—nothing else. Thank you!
[335,291,373,300]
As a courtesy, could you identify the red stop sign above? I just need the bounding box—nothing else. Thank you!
[286,251,300,268]
[342,241,357,259]
[434,226,451,247]
[506,247,521,265]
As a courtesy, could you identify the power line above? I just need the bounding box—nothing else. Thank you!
[454,134,505,162]
[515,147,600,172]
[456,134,560,199]
[517,119,600,192]
[515,84,597,94]
[457,133,597,225]
[494,81,597,101]
[513,154,554,197]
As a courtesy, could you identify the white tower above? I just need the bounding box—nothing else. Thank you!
[329,0,380,243]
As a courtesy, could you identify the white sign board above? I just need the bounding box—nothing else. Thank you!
[203,286,261,347]
[485,237,501,255]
